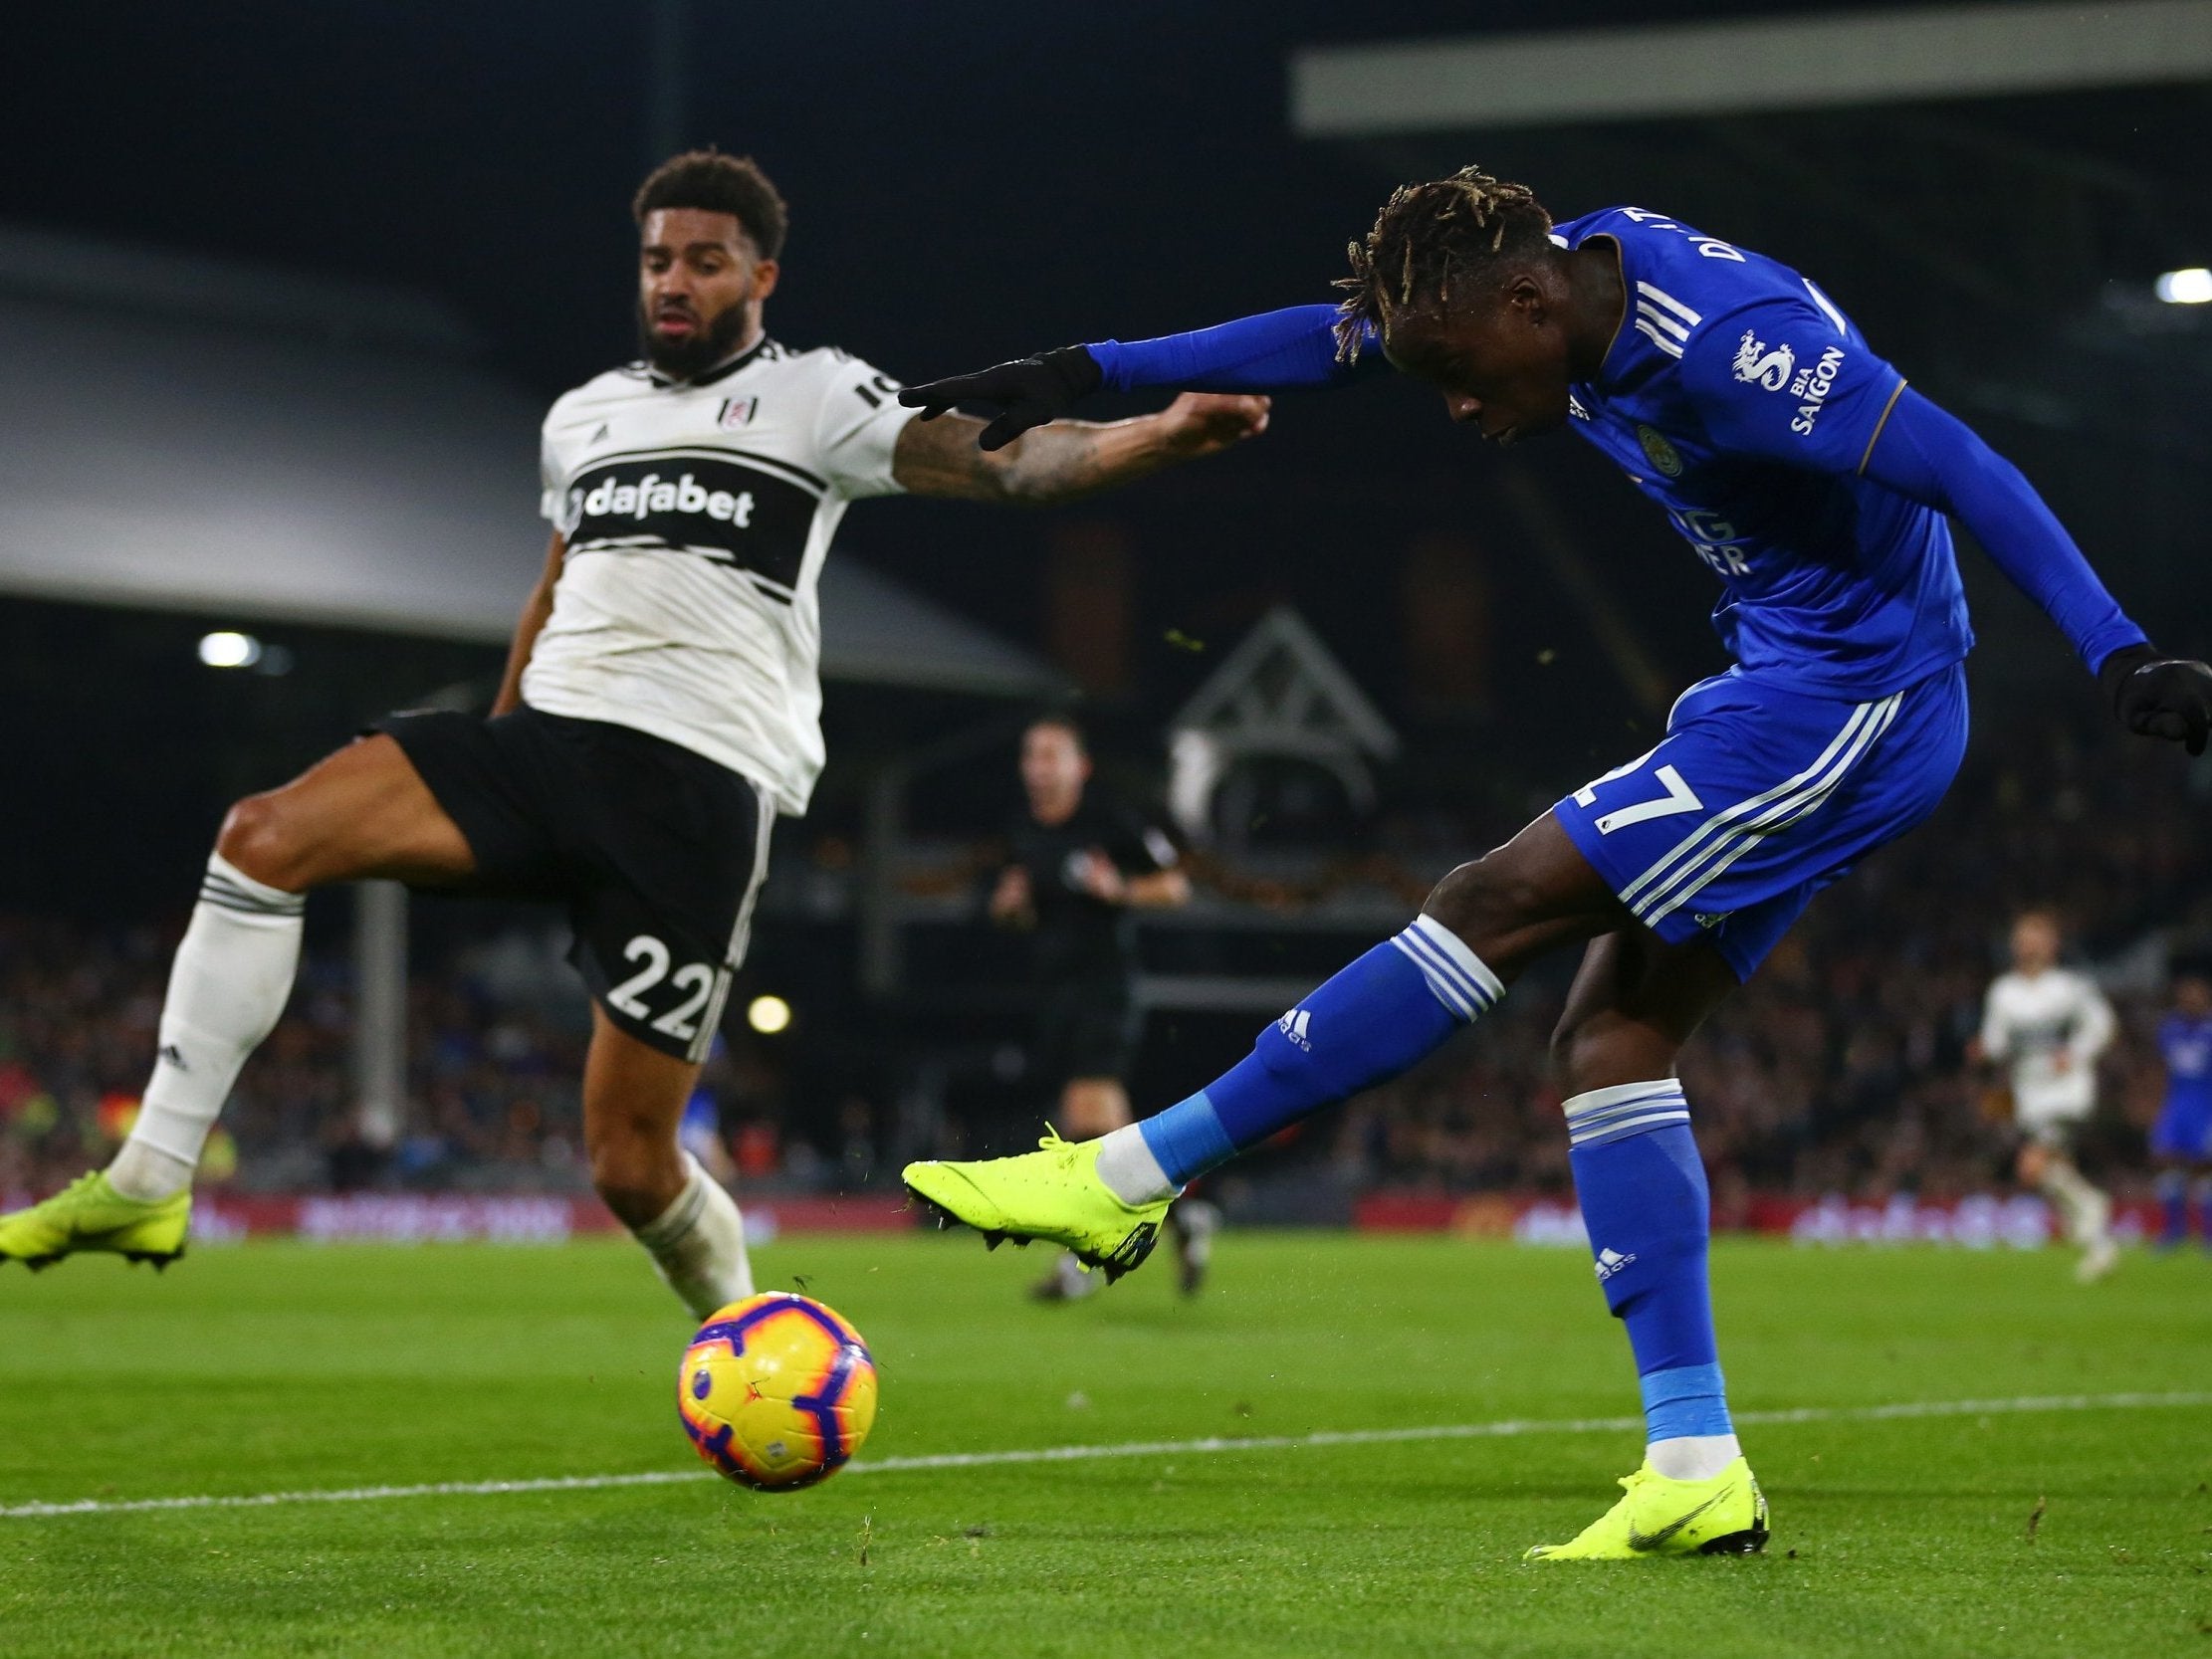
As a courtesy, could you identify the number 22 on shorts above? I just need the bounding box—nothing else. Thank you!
[605,934,718,1040]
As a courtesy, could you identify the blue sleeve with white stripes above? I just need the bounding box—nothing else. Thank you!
[1086,305,1380,393]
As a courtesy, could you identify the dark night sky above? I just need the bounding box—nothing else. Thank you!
[4,2,1856,393]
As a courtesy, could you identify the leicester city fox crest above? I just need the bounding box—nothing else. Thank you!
[1637,425,1685,479]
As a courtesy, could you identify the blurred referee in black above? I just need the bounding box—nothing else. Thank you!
[992,714,1218,1297]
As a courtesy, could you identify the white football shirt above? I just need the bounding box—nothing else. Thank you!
[1979,966,2115,1123]
[524,336,915,814]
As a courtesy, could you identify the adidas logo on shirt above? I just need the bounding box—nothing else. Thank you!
[1594,1246,1638,1282]
[1277,1008,1312,1051]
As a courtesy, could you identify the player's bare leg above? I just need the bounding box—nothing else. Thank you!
[1031,1078,1127,1300]
[1030,1076,1219,1301]
[121,735,475,1192]
[583,1007,754,1318]
[1058,1072,1226,1301]
[216,733,479,892]
[2,736,476,1267]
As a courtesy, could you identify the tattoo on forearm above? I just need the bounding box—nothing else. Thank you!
[1003,426,1106,501]
[895,410,1164,504]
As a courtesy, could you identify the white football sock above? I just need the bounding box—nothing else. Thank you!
[109,853,305,1201]
[1094,1123,1177,1205]
[108,1139,195,1201]
[1647,1433,1742,1482]
[633,1152,754,1320]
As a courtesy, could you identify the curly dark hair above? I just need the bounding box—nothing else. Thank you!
[1333,165,1553,363]
[633,148,789,262]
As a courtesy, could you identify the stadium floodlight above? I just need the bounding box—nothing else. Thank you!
[2154,268,2212,305]
[197,630,263,669]
[746,994,792,1034]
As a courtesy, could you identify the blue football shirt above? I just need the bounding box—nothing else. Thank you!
[1551,206,1972,699]
[2160,1012,2212,1105]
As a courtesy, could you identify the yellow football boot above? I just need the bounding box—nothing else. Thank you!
[0,1171,191,1271]
[904,1131,1167,1282]
[1524,1455,1768,1560]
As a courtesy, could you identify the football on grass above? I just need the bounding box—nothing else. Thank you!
[678,1292,878,1491]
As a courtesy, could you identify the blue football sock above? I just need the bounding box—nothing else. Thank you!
[1566,1081,1733,1445]
[1137,916,1502,1186]
[2157,1169,2189,1245]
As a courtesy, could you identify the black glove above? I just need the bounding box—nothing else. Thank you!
[2099,642,2212,755]
[897,345,1103,451]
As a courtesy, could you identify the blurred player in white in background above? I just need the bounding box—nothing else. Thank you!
[1973,909,2118,1281]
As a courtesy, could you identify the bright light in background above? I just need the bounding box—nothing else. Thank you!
[746,994,792,1035]
[197,630,263,669]
[2155,268,2212,305]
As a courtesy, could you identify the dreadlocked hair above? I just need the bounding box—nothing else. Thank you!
[1333,165,1552,363]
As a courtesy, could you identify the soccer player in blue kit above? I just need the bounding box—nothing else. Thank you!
[898,167,2212,1558]
[2152,965,2212,1247]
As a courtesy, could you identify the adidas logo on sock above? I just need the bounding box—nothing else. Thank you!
[1277,1008,1312,1051]
[1594,1246,1638,1282]
[156,1043,189,1073]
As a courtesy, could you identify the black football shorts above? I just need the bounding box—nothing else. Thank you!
[1030,975,1141,1089]
[375,707,772,1063]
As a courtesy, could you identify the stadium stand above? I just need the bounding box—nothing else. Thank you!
[5,711,2199,1235]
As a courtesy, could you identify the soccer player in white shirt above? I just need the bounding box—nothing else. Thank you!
[0,150,1268,1314]
[1972,909,2119,1281]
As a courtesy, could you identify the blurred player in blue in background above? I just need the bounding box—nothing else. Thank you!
[899,164,2212,1561]
[2151,962,2212,1248]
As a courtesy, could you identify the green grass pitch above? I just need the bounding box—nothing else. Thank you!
[4,1232,2211,1657]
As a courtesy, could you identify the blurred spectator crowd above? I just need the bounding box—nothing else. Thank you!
[2,723,2206,1210]
[0,918,590,1197]
[1336,726,2212,1213]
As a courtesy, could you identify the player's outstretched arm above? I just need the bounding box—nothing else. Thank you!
[1680,303,2212,753]
[1862,391,2212,753]
[898,305,1372,451]
[890,393,1268,505]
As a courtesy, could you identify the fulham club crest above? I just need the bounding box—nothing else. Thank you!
[718,396,759,429]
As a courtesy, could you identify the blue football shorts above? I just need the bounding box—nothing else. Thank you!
[1554,662,1969,979]
[2151,1092,2212,1161]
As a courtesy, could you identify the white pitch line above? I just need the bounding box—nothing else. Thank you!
[2,1389,2204,1521]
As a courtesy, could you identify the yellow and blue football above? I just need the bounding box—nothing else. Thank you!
[677,1292,878,1491]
